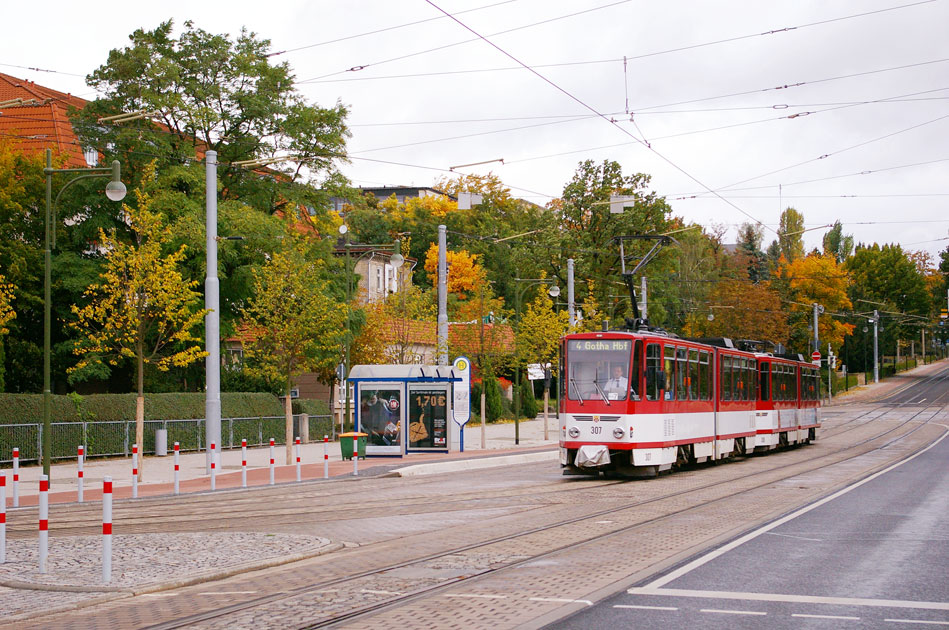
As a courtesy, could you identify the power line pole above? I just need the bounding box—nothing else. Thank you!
[567,258,575,328]
[872,310,879,384]
[205,150,221,475]
[437,224,448,365]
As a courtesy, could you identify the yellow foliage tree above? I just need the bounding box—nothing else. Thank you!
[70,164,207,477]
[241,239,347,464]
[0,275,14,335]
[423,244,483,299]
[779,254,854,352]
[693,278,789,345]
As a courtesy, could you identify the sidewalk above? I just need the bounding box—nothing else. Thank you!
[3,415,562,507]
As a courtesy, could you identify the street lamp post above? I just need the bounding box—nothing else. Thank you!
[513,278,560,446]
[43,149,126,477]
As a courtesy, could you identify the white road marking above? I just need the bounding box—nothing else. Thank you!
[361,589,403,595]
[595,520,615,524]
[444,593,508,599]
[644,428,949,589]
[614,604,678,611]
[628,588,949,611]
[886,620,949,626]
[765,532,823,542]
[197,591,258,595]
[701,608,767,616]
[530,597,593,606]
[793,613,861,620]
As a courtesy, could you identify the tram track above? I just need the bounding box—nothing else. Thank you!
[127,401,948,630]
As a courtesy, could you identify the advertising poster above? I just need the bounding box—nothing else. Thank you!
[409,389,448,449]
[359,389,401,452]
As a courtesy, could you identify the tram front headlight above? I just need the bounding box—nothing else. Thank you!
[568,427,580,438]
[613,427,625,439]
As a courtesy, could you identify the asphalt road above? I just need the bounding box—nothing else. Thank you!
[879,363,949,406]
[549,414,949,629]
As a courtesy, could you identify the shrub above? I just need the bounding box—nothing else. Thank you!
[519,379,538,418]
[483,374,503,422]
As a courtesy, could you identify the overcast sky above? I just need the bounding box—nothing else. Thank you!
[4,0,948,260]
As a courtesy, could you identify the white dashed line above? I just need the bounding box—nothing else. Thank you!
[361,589,403,595]
[793,613,861,620]
[885,620,949,626]
[530,597,593,606]
[614,604,678,611]
[628,588,949,611]
[444,594,508,599]
[701,608,767,616]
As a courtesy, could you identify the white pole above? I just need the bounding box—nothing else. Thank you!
[12,448,18,508]
[295,437,301,482]
[323,435,329,479]
[131,444,138,499]
[102,476,112,583]
[205,150,222,475]
[38,475,48,573]
[210,442,217,491]
[269,438,275,485]
[353,434,359,476]
[173,442,180,495]
[437,224,448,365]
[77,445,84,503]
[241,439,247,488]
[1,472,6,564]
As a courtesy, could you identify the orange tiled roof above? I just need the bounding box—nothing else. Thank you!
[449,322,515,355]
[0,73,89,167]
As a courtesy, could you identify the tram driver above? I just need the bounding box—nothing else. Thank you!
[603,365,628,397]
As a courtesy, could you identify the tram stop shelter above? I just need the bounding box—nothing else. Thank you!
[348,363,468,457]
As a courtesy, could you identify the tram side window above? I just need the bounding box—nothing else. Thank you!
[759,362,770,401]
[735,358,746,401]
[792,367,800,401]
[749,358,757,401]
[631,340,642,400]
[645,343,662,401]
[664,345,676,400]
[780,365,789,401]
[721,355,732,401]
[677,347,688,401]
[688,349,699,400]
[699,351,710,400]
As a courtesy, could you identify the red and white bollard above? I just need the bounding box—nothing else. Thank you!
[241,439,247,488]
[1,472,6,564]
[131,444,139,498]
[210,441,217,491]
[12,447,19,508]
[269,438,275,485]
[353,434,359,476]
[77,445,85,503]
[323,435,329,479]
[102,476,112,583]
[39,475,48,573]
[173,442,180,495]
[295,437,301,482]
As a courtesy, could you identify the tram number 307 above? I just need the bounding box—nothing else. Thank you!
[591,426,602,435]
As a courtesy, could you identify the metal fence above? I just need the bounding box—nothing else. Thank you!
[0,415,335,465]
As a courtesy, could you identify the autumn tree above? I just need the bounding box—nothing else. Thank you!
[423,244,484,300]
[69,166,207,477]
[692,278,789,345]
[240,237,346,463]
[778,254,854,353]
[515,287,569,373]
[0,276,15,391]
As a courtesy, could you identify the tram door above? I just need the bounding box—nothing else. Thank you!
[407,385,450,452]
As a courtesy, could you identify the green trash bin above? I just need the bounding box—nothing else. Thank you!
[339,432,367,460]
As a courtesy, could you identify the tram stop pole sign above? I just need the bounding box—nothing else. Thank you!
[812,351,821,366]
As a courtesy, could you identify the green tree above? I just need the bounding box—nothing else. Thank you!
[240,237,347,464]
[69,165,207,477]
[822,221,854,263]
[736,222,769,283]
[777,207,806,262]
[0,275,15,391]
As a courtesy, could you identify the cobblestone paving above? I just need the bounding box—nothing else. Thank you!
[2,405,945,629]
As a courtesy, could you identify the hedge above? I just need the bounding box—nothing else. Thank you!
[0,392,283,424]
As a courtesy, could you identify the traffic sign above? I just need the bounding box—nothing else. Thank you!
[811,351,821,362]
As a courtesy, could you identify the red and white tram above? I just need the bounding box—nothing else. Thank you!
[559,327,820,477]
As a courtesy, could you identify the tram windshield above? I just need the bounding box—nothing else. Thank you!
[566,339,634,402]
